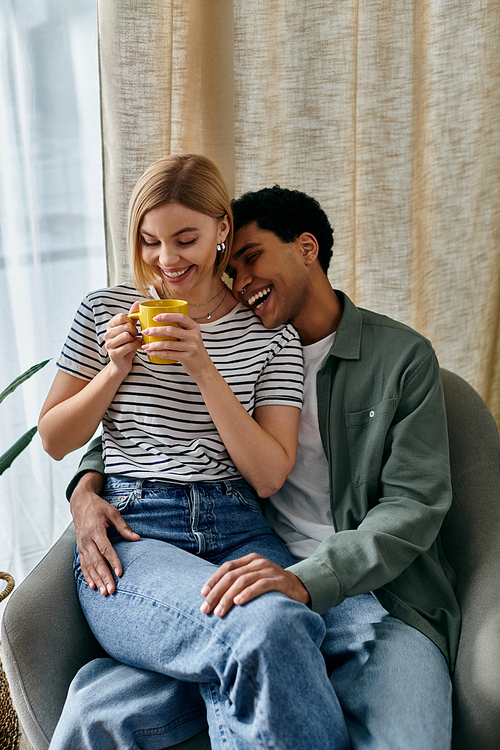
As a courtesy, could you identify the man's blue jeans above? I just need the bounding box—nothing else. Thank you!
[49,477,452,749]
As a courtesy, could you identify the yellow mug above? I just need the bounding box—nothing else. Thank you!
[129,299,189,364]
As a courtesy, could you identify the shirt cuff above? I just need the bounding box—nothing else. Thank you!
[286,556,342,614]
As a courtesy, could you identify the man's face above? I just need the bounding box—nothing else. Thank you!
[227,222,308,329]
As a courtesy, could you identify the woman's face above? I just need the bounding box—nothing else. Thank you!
[139,202,229,295]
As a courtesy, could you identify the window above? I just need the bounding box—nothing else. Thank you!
[0,0,106,605]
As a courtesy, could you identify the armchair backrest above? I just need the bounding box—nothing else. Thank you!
[439,368,500,750]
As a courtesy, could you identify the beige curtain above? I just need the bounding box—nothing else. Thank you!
[97,0,500,425]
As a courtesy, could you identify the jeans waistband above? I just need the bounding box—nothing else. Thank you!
[105,475,253,494]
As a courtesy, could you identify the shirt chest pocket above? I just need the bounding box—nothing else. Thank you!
[344,398,397,487]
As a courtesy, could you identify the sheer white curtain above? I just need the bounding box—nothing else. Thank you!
[0,0,106,617]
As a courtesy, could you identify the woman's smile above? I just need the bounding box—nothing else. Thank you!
[160,264,194,281]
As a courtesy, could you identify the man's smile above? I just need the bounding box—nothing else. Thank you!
[247,286,272,309]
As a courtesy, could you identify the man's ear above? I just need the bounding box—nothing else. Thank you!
[297,232,319,266]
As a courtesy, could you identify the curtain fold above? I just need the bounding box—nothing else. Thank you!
[97,0,500,425]
[98,0,235,284]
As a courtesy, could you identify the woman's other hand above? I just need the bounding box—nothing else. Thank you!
[141,312,213,380]
[104,302,142,374]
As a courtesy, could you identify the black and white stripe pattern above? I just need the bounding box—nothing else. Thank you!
[57,284,303,482]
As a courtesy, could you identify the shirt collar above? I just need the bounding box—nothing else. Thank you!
[327,290,362,360]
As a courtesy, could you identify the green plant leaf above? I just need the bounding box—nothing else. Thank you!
[0,426,38,476]
[0,359,51,405]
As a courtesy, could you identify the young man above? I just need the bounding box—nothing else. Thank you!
[57,187,460,749]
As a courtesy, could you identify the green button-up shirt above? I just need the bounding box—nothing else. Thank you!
[286,291,461,670]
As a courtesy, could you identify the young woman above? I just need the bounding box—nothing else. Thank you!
[39,155,302,496]
[41,155,348,750]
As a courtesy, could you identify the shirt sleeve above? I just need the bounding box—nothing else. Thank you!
[57,295,109,381]
[65,435,105,500]
[254,325,304,409]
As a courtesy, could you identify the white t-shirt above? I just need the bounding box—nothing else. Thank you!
[266,332,336,560]
[57,283,304,482]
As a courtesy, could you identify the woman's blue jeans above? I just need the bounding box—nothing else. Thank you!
[53,477,350,750]
[49,477,452,750]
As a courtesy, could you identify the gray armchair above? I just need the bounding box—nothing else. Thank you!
[2,369,499,750]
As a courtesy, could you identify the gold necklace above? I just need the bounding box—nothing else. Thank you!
[160,279,228,321]
[161,279,225,306]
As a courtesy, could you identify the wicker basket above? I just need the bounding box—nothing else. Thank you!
[0,572,20,750]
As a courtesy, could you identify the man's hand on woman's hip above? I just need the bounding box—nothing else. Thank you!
[70,471,140,595]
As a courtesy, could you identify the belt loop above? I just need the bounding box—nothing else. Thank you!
[134,478,144,498]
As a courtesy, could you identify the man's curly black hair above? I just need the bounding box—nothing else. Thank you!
[231,185,334,275]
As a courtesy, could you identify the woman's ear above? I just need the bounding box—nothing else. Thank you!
[298,232,319,266]
[218,214,231,243]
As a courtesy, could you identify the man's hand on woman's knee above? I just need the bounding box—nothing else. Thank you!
[70,471,140,595]
[200,553,310,617]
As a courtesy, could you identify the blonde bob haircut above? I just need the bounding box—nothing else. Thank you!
[128,154,233,297]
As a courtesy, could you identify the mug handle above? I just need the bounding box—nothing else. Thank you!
[128,311,141,331]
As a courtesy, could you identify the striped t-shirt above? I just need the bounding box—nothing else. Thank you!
[57,284,304,482]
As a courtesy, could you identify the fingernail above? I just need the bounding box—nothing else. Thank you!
[100,586,107,595]
[201,584,210,595]
[200,602,209,614]
[214,605,223,617]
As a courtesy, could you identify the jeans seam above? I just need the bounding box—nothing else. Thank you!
[97,585,263,694]
[228,488,262,514]
[188,485,206,555]
[205,682,227,748]
[133,707,206,738]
